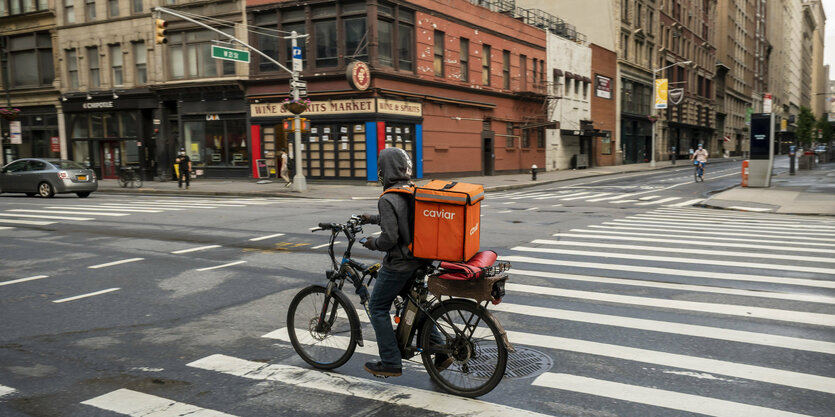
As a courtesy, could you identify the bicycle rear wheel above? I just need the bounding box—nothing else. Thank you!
[118,175,128,188]
[420,299,507,397]
[131,176,143,188]
[286,285,358,370]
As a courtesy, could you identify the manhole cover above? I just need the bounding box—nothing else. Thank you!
[453,346,553,380]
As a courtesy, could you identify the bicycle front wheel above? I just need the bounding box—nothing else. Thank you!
[420,299,507,397]
[118,176,128,188]
[286,285,358,370]
[131,177,143,188]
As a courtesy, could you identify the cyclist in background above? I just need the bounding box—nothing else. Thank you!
[690,143,709,179]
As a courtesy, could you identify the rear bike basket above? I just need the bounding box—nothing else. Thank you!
[427,273,507,303]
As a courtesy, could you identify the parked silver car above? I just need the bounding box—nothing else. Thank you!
[0,158,98,198]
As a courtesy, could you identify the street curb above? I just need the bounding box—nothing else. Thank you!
[482,163,690,193]
[96,188,315,199]
[698,202,835,217]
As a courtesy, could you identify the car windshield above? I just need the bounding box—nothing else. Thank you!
[51,160,86,170]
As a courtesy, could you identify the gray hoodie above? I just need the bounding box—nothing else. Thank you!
[365,147,425,272]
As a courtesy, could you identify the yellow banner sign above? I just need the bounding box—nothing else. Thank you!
[654,78,668,109]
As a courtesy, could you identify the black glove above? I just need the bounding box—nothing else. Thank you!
[359,213,376,225]
[362,236,377,250]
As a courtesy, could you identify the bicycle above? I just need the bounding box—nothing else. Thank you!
[693,160,705,182]
[117,166,143,188]
[286,215,513,397]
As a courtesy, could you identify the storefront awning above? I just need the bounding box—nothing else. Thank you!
[553,69,563,77]
[565,72,573,79]
[582,76,591,83]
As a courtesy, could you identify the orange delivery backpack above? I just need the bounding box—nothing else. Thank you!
[384,180,484,262]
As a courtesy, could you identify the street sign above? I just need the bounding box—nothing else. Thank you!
[654,79,668,109]
[211,45,250,63]
[9,121,22,145]
[292,46,302,72]
[763,93,773,113]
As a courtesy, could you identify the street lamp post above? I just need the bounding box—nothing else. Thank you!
[651,60,692,168]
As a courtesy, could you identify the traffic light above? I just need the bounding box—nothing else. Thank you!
[283,118,310,132]
[155,19,168,45]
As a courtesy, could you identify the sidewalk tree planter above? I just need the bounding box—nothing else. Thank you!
[0,108,21,121]
[282,98,311,115]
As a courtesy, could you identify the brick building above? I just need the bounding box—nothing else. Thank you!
[245,0,549,181]
[590,44,617,167]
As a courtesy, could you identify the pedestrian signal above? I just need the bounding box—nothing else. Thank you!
[155,19,168,45]
[283,118,310,132]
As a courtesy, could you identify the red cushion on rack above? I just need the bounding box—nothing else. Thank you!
[437,251,497,281]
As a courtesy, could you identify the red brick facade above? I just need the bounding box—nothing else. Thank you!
[590,44,618,167]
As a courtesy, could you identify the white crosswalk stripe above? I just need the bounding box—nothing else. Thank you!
[81,388,237,416]
[555,231,835,253]
[0,383,15,398]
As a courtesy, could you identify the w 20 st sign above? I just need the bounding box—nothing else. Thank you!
[211,45,250,63]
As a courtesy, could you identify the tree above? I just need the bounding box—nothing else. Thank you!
[816,115,833,144]
[795,106,816,146]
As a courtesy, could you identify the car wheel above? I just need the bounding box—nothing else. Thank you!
[38,182,55,198]
[76,192,91,198]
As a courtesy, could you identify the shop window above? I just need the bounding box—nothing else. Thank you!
[66,49,78,90]
[502,50,509,89]
[85,0,95,21]
[433,31,444,77]
[184,119,247,167]
[110,44,123,86]
[4,32,53,88]
[133,41,146,84]
[304,123,370,179]
[87,46,100,88]
[459,38,469,82]
[64,0,75,23]
[481,44,490,86]
[167,28,235,80]
[254,12,279,72]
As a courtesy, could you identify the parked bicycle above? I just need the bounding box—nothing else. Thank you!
[286,215,513,397]
[117,166,143,188]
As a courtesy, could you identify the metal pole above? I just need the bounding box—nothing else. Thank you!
[291,31,307,192]
[650,70,656,168]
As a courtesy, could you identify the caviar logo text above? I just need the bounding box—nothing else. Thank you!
[423,209,456,220]
[469,222,479,236]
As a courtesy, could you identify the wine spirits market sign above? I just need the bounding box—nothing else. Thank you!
[251,98,421,118]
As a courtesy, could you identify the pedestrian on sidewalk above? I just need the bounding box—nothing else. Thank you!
[176,148,192,189]
[280,148,292,188]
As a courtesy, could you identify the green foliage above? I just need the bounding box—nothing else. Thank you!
[795,106,816,145]
[816,115,833,143]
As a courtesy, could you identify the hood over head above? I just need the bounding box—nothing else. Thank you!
[377,147,413,189]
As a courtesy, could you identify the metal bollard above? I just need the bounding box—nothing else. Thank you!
[531,164,538,181]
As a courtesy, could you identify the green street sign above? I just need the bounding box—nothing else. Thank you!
[211,45,250,63]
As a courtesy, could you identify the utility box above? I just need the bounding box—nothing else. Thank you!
[747,113,775,187]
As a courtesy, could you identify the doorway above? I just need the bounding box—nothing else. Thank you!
[482,131,495,176]
[100,140,121,179]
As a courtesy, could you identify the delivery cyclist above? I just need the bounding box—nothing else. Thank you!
[359,147,452,377]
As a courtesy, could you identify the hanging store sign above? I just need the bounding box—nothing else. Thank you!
[377,99,422,117]
[346,61,371,91]
[654,78,668,109]
[50,136,60,153]
[9,121,22,145]
[668,88,684,105]
[595,75,612,99]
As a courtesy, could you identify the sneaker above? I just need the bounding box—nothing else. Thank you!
[434,354,454,371]
[363,361,402,377]
[285,182,292,188]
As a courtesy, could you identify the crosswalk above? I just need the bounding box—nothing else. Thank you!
[0,197,289,229]
[489,189,705,208]
[3,207,834,416]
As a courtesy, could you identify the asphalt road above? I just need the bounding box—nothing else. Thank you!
[1,160,833,417]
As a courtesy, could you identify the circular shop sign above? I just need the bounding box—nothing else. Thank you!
[347,61,371,91]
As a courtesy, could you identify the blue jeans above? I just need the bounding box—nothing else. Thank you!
[368,266,412,368]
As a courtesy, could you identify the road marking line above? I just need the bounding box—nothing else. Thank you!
[586,192,642,202]
[638,195,660,201]
[608,199,638,204]
[249,233,285,241]
[657,207,833,221]
[9,209,128,217]
[88,258,144,269]
[0,218,55,225]
[0,275,49,287]
[498,210,513,214]
[728,206,773,212]
[590,224,835,243]
[552,192,595,200]
[0,226,12,230]
[551,204,563,207]
[51,206,163,213]
[511,245,834,274]
[532,373,814,417]
[664,198,704,207]
[0,384,15,398]
[531,239,835,264]
[53,288,120,303]
[561,192,612,201]
[502,201,517,205]
[634,197,681,206]
[0,213,93,221]
[187,354,553,417]
[99,204,184,211]
[554,232,835,254]
[171,245,221,254]
[525,207,538,211]
[532,192,582,200]
[610,219,835,235]
[196,261,246,271]
[312,241,340,249]
[499,255,835,289]
[81,388,237,416]
[510,192,552,200]
[631,214,828,229]
[126,202,218,209]
[511,268,835,304]
[505,282,835,327]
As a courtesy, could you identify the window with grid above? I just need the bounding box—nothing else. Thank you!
[3,0,49,15]
[110,44,122,86]
[502,50,510,89]
[5,31,54,88]
[281,8,306,71]
[433,31,444,77]
[168,28,236,80]
[254,12,279,72]
[459,38,468,82]
[64,0,75,23]
[133,41,146,84]
[107,0,118,17]
[481,44,490,86]
[537,128,545,148]
[506,123,514,148]
[66,49,78,89]
[87,46,100,88]
[377,2,413,71]
[521,129,530,148]
[85,0,95,21]
[313,4,337,68]
[132,0,142,14]
[519,54,526,90]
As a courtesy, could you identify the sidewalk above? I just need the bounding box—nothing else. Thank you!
[96,158,705,199]
[702,161,835,216]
